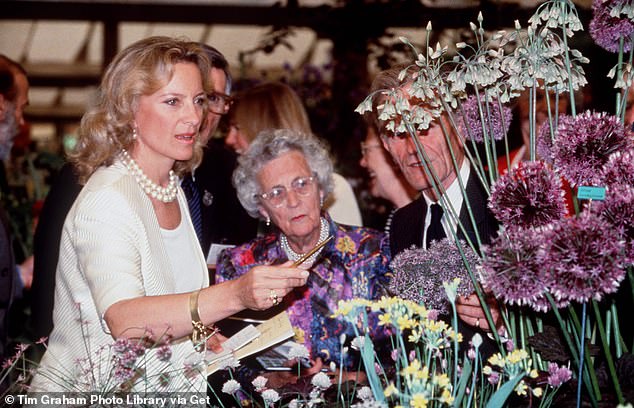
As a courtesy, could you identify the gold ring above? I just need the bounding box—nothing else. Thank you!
[475,318,480,328]
[269,290,279,306]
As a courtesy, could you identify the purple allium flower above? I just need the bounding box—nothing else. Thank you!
[590,184,634,265]
[590,0,634,53]
[547,362,573,387]
[537,120,556,164]
[552,111,633,186]
[539,211,627,303]
[601,148,634,187]
[389,239,479,314]
[488,371,500,385]
[489,161,568,228]
[458,95,513,142]
[481,226,555,312]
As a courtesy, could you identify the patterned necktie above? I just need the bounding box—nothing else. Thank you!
[181,174,203,247]
[426,203,446,249]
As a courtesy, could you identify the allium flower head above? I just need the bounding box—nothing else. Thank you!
[389,239,479,314]
[222,379,241,394]
[481,226,554,312]
[261,389,280,405]
[458,95,513,142]
[311,371,331,389]
[489,161,568,228]
[590,0,634,53]
[252,376,268,392]
[539,211,627,303]
[601,148,634,187]
[552,111,633,186]
[590,183,634,265]
[537,119,556,163]
[547,362,573,387]
[288,342,310,361]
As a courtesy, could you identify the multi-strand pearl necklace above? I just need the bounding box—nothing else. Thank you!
[280,217,329,268]
[120,149,178,203]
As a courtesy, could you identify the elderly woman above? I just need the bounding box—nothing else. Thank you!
[29,37,308,393]
[215,128,391,388]
[224,81,363,227]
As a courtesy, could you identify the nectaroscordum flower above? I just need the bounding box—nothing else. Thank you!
[539,211,627,303]
[489,161,568,228]
[551,111,633,186]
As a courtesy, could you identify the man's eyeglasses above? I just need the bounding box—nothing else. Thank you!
[208,92,233,115]
[257,175,317,208]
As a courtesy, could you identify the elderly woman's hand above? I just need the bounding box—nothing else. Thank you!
[236,261,309,310]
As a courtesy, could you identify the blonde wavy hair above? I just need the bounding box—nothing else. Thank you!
[69,36,212,183]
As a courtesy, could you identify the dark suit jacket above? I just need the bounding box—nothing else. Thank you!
[0,206,15,364]
[195,140,258,255]
[390,170,498,256]
[31,163,82,339]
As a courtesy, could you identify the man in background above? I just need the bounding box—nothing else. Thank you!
[0,54,30,382]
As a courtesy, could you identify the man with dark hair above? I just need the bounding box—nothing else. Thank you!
[0,55,30,383]
[186,44,257,258]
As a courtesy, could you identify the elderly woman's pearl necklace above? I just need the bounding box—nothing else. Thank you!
[280,217,329,268]
[120,149,178,203]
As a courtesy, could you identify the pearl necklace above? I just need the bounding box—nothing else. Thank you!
[120,149,178,203]
[280,217,329,268]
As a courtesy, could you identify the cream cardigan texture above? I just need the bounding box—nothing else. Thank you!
[30,161,209,392]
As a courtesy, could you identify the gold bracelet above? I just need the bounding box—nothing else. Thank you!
[189,289,219,352]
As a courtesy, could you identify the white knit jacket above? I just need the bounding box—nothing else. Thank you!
[31,160,209,393]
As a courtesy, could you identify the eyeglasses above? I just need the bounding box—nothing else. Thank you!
[257,175,317,208]
[360,142,382,156]
[208,91,233,115]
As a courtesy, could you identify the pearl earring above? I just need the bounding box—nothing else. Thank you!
[266,217,271,226]
[132,128,138,140]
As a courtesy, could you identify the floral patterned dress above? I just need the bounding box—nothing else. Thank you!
[215,214,392,368]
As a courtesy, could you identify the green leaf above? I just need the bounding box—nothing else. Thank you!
[454,357,472,405]
[485,374,524,408]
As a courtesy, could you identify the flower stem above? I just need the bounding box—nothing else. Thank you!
[591,299,624,404]
[575,302,587,408]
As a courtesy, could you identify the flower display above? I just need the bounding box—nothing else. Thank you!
[489,161,568,228]
[551,111,633,186]
[389,238,478,314]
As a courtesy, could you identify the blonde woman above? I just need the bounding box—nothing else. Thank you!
[30,37,307,392]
